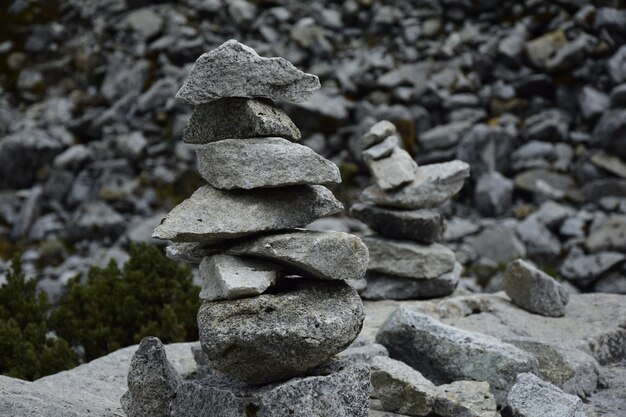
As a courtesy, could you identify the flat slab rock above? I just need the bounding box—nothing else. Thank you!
[176,39,320,104]
[182,98,301,144]
[366,147,418,191]
[152,184,342,243]
[198,279,365,384]
[362,160,470,209]
[196,137,341,189]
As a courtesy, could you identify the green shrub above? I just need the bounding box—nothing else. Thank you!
[0,255,78,380]
[51,243,200,362]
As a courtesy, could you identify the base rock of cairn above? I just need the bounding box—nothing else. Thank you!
[351,121,470,300]
[122,40,370,417]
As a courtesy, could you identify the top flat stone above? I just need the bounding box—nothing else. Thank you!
[176,40,320,104]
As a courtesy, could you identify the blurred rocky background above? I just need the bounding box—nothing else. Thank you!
[1,0,626,300]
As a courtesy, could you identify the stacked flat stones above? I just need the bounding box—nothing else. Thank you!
[123,40,370,417]
[351,121,470,300]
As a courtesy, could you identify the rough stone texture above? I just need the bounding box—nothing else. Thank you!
[227,230,369,282]
[466,224,526,264]
[170,359,371,417]
[586,215,626,253]
[434,380,497,417]
[196,137,341,189]
[375,307,538,404]
[198,254,281,301]
[359,120,397,149]
[152,184,343,242]
[362,135,400,161]
[338,341,389,364]
[366,147,418,190]
[121,337,182,417]
[474,171,514,217]
[198,279,364,384]
[363,236,456,279]
[362,263,461,300]
[370,356,437,416]
[182,98,301,144]
[504,259,569,317]
[176,40,320,104]
[165,241,221,264]
[503,373,587,417]
[559,247,625,287]
[351,203,444,243]
[362,161,470,209]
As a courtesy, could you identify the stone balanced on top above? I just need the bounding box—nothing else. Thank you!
[351,121,470,300]
[121,40,371,417]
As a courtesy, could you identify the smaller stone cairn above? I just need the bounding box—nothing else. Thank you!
[122,40,370,417]
[351,121,470,299]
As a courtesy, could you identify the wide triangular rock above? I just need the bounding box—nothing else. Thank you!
[183,98,301,144]
[196,137,341,189]
[152,185,342,242]
[176,39,320,104]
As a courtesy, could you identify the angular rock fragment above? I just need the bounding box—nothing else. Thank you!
[196,137,341,189]
[363,236,455,279]
[165,241,221,264]
[376,307,538,404]
[504,259,569,317]
[366,147,418,190]
[434,381,497,417]
[199,254,281,301]
[152,185,342,242]
[176,40,320,104]
[198,279,364,384]
[559,247,625,287]
[503,373,587,417]
[363,161,470,209]
[586,215,626,253]
[359,120,397,149]
[227,230,369,282]
[362,135,400,161]
[183,98,301,144]
[350,203,444,243]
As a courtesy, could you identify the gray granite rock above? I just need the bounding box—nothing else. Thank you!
[503,373,586,417]
[467,225,526,264]
[586,215,626,253]
[434,380,497,417]
[363,236,456,279]
[121,337,182,417]
[475,171,514,217]
[504,259,569,317]
[559,247,625,287]
[363,161,470,209]
[176,40,320,104]
[362,135,400,161]
[370,356,437,416]
[199,254,281,301]
[170,359,370,417]
[198,279,364,384]
[366,147,418,191]
[166,242,222,264]
[338,342,389,364]
[196,137,341,189]
[515,217,561,263]
[350,203,444,243]
[182,98,300,144]
[591,109,626,160]
[359,120,397,149]
[152,185,343,243]
[226,230,369,282]
[376,307,538,404]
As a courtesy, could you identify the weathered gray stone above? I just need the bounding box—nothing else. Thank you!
[516,217,561,263]
[559,247,625,287]
[198,279,364,384]
[359,120,397,149]
[170,359,370,417]
[363,236,455,279]
[467,225,526,264]
[586,215,626,253]
[503,373,586,417]
[183,98,301,144]
[475,171,514,217]
[338,342,389,364]
[370,356,437,416]
[362,135,400,161]
[419,120,473,150]
[198,255,281,301]
[362,161,470,209]
[121,337,182,417]
[366,147,418,191]
[196,137,341,189]
[166,242,221,264]
[227,230,369,282]
[376,307,538,404]
[351,203,444,243]
[504,259,569,317]
[591,109,626,160]
[176,40,320,104]
[434,380,497,417]
[152,185,342,243]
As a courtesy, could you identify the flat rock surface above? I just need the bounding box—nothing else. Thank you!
[366,147,418,191]
[196,137,341,189]
[183,98,300,144]
[176,40,320,104]
[198,279,364,384]
[152,184,343,243]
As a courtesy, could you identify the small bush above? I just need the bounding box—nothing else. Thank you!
[51,243,200,362]
[0,255,78,380]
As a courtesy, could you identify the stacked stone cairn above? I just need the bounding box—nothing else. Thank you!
[351,121,470,300]
[121,40,371,417]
